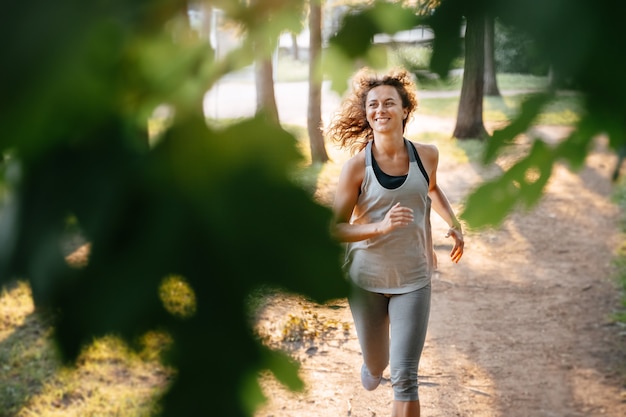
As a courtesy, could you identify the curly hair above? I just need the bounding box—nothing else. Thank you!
[326,67,419,155]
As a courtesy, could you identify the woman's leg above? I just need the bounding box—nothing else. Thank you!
[392,400,421,417]
[348,285,390,385]
[388,284,431,417]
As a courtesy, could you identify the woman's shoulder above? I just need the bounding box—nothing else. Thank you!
[343,149,367,172]
[408,140,439,161]
[337,149,367,189]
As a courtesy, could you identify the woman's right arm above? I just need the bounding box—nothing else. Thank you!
[331,156,414,243]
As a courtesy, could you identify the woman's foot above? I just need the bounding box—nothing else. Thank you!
[361,363,382,391]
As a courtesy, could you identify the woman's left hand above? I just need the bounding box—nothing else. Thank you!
[445,227,464,263]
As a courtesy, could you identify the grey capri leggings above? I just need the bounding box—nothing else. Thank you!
[348,283,431,402]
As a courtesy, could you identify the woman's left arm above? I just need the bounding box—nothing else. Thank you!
[429,185,464,263]
[422,144,464,263]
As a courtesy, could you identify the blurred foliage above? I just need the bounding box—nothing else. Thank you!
[1,1,347,417]
[389,45,434,72]
[494,19,549,76]
[325,0,626,228]
[325,1,423,91]
[3,0,626,416]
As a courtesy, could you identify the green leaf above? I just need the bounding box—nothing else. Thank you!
[462,140,554,228]
[370,1,422,34]
[485,93,552,164]
[325,1,422,94]
[329,2,421,55]
[324,45,357,95]
[329,10,377,59]
[510,140,554,209]
[427,1,464,77]
[460,177,520,229]
[261,345,305,392]
[553,115,597,170]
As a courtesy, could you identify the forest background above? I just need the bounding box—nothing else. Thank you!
[1,1,625,416]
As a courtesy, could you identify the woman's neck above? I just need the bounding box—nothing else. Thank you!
[372,132,405,157]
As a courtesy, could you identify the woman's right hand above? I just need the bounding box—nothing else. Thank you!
[379,202,414,234]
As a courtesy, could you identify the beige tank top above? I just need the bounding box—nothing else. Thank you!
[344,139,433,294]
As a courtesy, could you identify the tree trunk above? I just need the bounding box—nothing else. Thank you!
[198,2,213,45]
[548,65,561,89]
[254,55,280,125]
[307,0,329,163]
[250,0,279,124]
[453,13,488,140]
[291,32,299,60]
[483,14,500,97]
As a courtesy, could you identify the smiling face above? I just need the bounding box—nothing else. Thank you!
[365,85,409,135]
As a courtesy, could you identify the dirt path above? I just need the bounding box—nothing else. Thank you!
[253,116,626,416]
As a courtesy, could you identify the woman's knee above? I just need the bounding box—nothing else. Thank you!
[364,355,388,376]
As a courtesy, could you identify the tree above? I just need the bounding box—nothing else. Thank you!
[197,1,214,46]
[483,13,500,96]
[254,54,280,124]
[308,0,330,163]
[251,0,280,125]
[290,31,300,60]
[436,0,626,227]
[452,12,488,139]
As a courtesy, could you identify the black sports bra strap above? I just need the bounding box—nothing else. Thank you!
[406,139,430,185]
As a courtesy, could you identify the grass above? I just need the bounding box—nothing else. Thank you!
[418,92,583,125]
[415,131,485,165]
[611,179,626,325]
[413,72,551,92]
[0,281,173,417]
[285,123,345,205]
[0,282,56,417]
[276,46,551,92]
[495,73,550,91]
